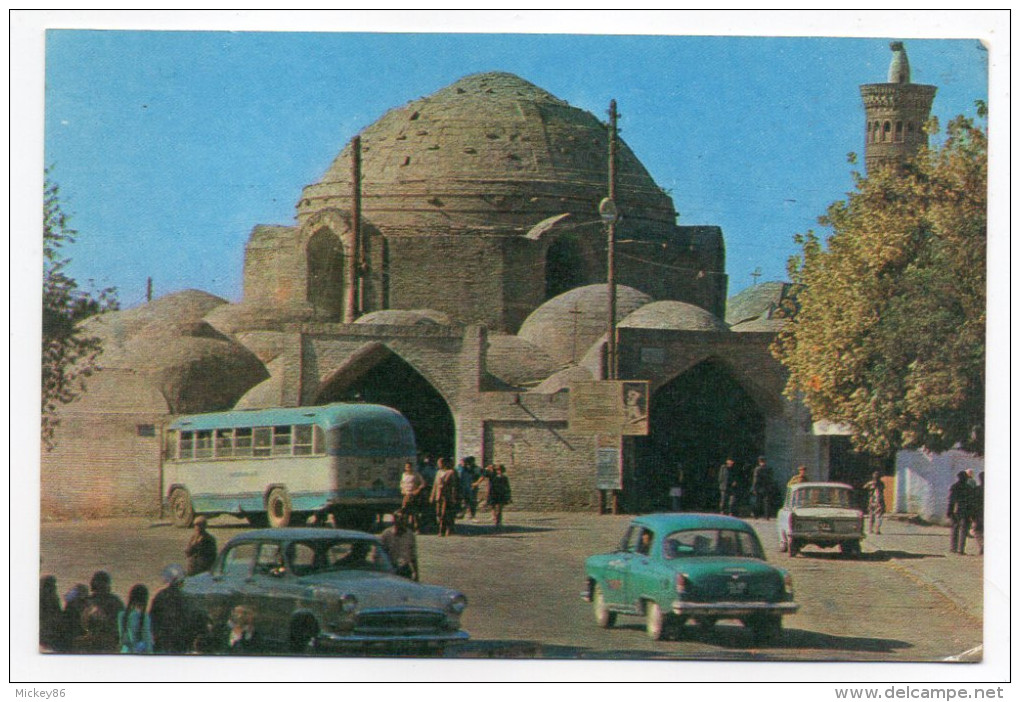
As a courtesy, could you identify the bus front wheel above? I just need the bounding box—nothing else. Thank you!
[266,488,292,528]
[169,488,195,528]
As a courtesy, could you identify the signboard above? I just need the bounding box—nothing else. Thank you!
[596,446,622,491]
[568,380,650,436]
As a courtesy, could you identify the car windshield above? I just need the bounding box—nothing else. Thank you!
[792,487,852,508]
[284,538,393,576]
[662,529,765,560]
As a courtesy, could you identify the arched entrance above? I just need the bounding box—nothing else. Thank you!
[545,234,587,300]
[632,358,765,513]
[307,228,345,319]
[315,349,455,461]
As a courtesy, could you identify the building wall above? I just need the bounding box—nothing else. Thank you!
[895,449,983,524]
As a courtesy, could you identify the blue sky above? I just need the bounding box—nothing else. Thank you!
[42,28,989,309]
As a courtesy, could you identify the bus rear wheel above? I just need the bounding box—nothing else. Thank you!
[169,488,195,528]
[266,488,293,528]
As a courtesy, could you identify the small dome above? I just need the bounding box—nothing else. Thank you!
[518,284,653,366]
[83,289,228,344]
[354,309,453,327]
[725,281,791,326]
[234,358,287,409]
[620,300,729,332]
[203,302,317,335]
[485,334,561,388]
[234,331,291,364]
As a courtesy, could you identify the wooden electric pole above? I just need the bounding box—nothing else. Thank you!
[345,136,363,322]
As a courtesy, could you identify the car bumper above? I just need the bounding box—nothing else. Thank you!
[791,531,863,542]
[317,629,470,648]
[670,601,800,617]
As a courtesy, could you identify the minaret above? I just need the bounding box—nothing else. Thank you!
[859,42,937,173]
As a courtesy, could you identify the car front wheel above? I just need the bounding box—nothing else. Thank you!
[592,583,616,628]
[645,601,666,641]
[788,538,800,557]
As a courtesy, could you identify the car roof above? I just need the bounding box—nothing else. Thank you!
[225,528,381,545]
[631,513,756,532]
[789,482,854,490]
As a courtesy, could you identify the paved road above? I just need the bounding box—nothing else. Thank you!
[38,510,982,661]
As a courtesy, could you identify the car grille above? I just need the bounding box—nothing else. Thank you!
[354,610,447,635]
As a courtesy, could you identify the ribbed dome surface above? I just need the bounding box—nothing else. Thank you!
[298,71,677,235]
[484,334,561,388]
[620,300,729,332]
[518,284,653,366]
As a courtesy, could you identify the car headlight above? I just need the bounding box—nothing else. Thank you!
[447,593,467,614]
[340,593,358,613]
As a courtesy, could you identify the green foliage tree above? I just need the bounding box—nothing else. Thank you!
[42,172,118,448]
[772,109,986,456]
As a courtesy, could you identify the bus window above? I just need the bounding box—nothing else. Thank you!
[215,429,234,458]
[272,426,292,456]
[164,430,178,460]
[253,427,272,457]
[336,425,354,451]
[235,427,253,456]
[354,421,398,450]
[293,425,314,456]
[195,430,213,458]
[313,426,325,455]
[180,431,194,460]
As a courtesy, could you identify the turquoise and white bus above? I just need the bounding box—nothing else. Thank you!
[162,404,416,529]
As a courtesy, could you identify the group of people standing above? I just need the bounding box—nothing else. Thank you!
[674,456,779,518]
[398,456,512,536]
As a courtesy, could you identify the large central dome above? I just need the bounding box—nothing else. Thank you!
[297,71,677,236]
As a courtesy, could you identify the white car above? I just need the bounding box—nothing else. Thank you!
[777,482,864,558]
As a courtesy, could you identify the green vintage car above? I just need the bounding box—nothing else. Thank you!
[583,513,798,641]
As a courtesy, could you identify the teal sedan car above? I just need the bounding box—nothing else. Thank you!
[583,514,798,641]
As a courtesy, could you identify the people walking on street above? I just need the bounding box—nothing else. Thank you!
[669,466,685,512]
[185,516,217,576]
[380,511,419,581]
[150,564,193,653]
[862,472,886,534]
[717,458,736,514]
[749,456,773,518]
[430,458,459,537]
[947,470,974,554]
[399,461,426,531]
[117,584,154,653]
[487,465,512,529]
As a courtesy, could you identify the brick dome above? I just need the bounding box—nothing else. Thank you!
[298,71,678,236]
[518,284,653,366]
[619,300,730,332]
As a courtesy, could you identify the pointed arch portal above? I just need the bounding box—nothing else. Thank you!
[314,350,455,461]
[632,358,765,513]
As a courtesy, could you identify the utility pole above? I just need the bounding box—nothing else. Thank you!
[345,136,362,322]
[602,99,620,381]
[146,277,153,303]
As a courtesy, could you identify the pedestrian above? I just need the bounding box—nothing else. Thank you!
[947,470,974,555]
[457,457,480,519]
[61,583,90,652]
[430,458,459,536]
[668,466,684,512]
[788,465,809,486]
[398,461,426,531]
[150,564,193,653]
[487,464,512,529]
[749,456,773,518]
[185,516,218,576]
[227,605,262,654]
[380,511,419,581]
[118,584,154,654]
[862,472,886,534]
[717,458,735,514]
[83,570,124,653]
[39,575,64,652]
[973,472,984,556]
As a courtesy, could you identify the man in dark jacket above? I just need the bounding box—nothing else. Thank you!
[83,571,124,653]
[185,516,218,576]
[150,565,194,653]
[947,471,975,555]
[749,456,774,519]
[717,458,736,515]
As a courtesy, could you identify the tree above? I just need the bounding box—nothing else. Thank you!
[42,172,118,448]
[772,109,986,456]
